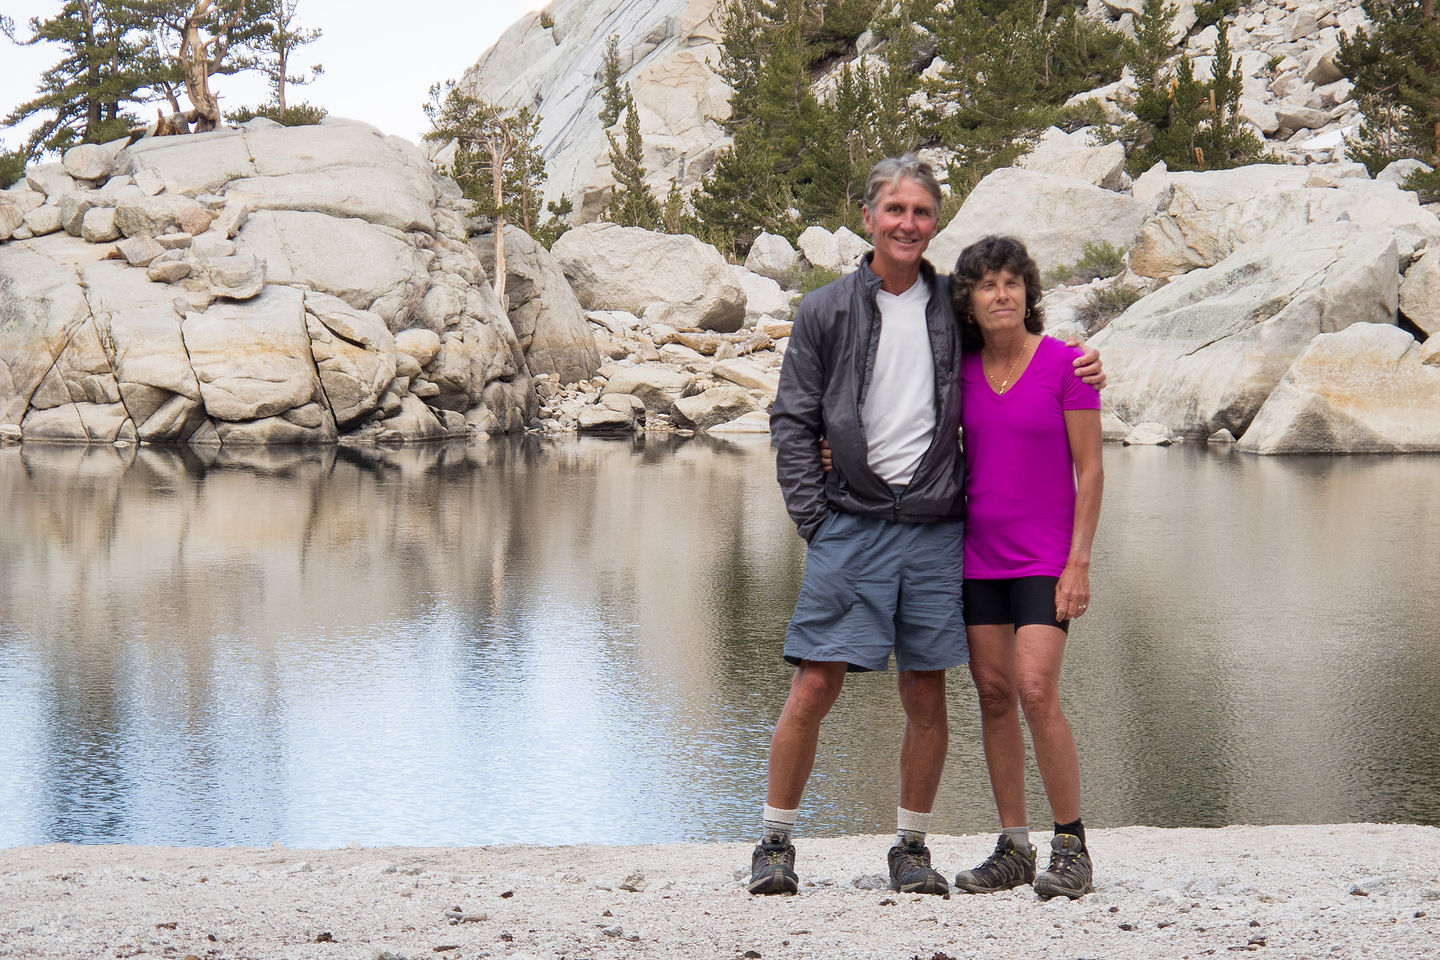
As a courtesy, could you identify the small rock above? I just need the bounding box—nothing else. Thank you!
[22,205,63,237]
[156,233,193,250]
[1207,428,1237,443]
[62,142,116,181]
[618,870,645,892]
[133,168,166,197]
[190,232,236,259]
[117,236,166,267]
[212,201,250,238]
[852,874,888,890]
[1123,422,1178,446]
[203,253,265,300]
[81,206,121,242]
[147,257,191,283]
[0,424,22,445]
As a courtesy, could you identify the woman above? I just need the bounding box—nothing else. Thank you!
[948,234,1103,900]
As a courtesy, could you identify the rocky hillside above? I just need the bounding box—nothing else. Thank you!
[0,119,600,446]
[466,0,729,221]
[466,0,1375,217]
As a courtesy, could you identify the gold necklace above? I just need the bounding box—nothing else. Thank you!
[984,338,1031,394]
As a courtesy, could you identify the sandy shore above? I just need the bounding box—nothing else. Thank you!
[2,824,1437,959]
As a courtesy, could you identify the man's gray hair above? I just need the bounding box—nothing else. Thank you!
[863,153,943,213]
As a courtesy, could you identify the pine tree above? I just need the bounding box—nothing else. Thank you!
[257,0,321,113]
[1120,7,1267,172]
[598,34,628,128]
[1337,0,1440,183]
[124,0,278,132]
[424,80,536,307]
[605,93,662,229]
[2,2,156,157]
[921,0,1127,198]
[694,0,824,255]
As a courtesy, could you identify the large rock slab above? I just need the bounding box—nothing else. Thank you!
[551,222,746,332]
[0,239,93,424]
[303,292,398,426]
[671,383,760,431]
[1016,126,1126,190]
[20,314,134,443]
[471,225,602,384]
[1400,248,1440,338]
[1238,324,1440,453]
[236,210,420,310]
[1089,222,1399,439]
[83,260,206,443]
[116,127,258,196]
[600,365,697,417]
[182,286,330,429]
[929,168,1148,276]
[1129,165,1440,278]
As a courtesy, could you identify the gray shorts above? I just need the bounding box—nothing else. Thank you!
[784,510,968,673]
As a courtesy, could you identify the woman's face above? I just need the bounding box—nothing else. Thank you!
[969,267,1026,333]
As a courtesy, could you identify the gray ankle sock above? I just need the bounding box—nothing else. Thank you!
[896,807,933,846]
[1002,825,1030,850]
[761,805,798,842]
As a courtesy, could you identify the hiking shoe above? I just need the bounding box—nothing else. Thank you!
[953,832,1037,893]
[747,834,798,895]
[887,837,950,896]
[1033,833,1093,900]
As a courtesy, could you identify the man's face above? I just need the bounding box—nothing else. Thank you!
[862,177,938,274]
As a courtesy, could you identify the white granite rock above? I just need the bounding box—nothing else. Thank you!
[1239,324,1440,453]
[930,168,1148,278]
[745,232,799,283]
[551,222,746,332]
[1091,221,1399,439]
[1399,248,1440,338]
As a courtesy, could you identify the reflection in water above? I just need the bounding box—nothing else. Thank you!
[0,440,1437,847]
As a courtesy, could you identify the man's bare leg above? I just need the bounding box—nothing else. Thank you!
[749,660,847,895]
[888,668,950,895]
[764,659,848,808]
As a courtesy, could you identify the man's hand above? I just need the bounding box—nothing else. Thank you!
[818,438,833,473]
[1067,338,1106,390]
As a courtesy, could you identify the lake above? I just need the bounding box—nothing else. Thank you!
[1,437,1437,848]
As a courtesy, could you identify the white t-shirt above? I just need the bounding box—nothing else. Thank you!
[862,277,935,486]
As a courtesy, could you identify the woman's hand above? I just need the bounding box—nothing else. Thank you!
[818,438,833,473]
[1055,560,1091,622]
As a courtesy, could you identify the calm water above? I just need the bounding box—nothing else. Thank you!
[1,438,1437,848]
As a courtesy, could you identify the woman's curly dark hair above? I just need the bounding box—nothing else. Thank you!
[950,235,1045,350]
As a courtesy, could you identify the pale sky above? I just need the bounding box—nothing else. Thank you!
[1,0,546,155]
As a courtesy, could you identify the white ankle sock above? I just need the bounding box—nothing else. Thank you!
[761,805,798,842]
[896,806,933,845]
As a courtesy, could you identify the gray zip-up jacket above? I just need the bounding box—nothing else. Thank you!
[770,254,966,542]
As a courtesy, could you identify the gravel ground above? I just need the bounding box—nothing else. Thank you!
[2,824,1436,960]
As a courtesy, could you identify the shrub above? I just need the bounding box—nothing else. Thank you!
[0,149,25,190]
[1044,241,1126,287]
[1075,284,1143,332]
[226,102,329,126]
[784,264,842,296]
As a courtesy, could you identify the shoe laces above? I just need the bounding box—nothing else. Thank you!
[894,839,931,870]
[759,835,791,863]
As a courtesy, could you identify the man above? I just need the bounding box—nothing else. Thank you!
[750,153,1104,896]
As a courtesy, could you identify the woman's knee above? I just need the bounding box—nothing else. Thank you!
[1017,677,1063,722]
[972,676,1018,717]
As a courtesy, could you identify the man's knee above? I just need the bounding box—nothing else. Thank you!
[784,661,847,720]
[898,669,948,725]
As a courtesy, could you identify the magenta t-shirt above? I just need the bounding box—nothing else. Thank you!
[960,335,1101,578]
